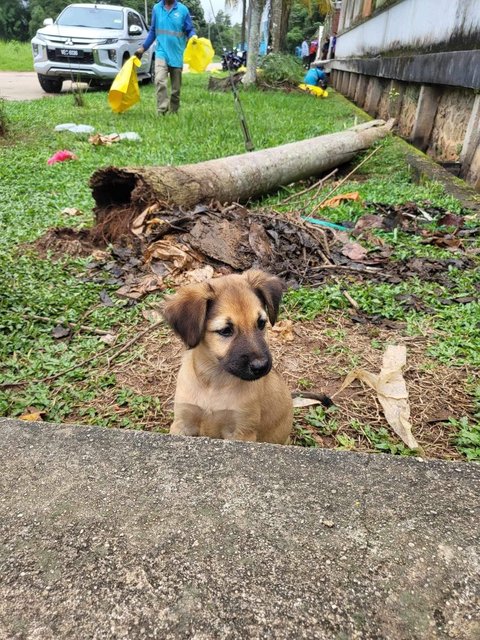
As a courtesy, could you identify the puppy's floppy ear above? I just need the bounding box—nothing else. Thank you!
[162,282,214,348]
[244,270,285,326]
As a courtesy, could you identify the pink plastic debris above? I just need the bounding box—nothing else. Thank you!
[47,150,78,165]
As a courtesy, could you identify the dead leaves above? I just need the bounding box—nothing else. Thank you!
[88,133,121,146]
[336,344,419,450]
[320,192,361,209]
[19,408,45,422]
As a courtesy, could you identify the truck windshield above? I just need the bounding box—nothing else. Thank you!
[57,7,124,29]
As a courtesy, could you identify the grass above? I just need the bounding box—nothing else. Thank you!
[0,70,479,460]
[0,41,33,72]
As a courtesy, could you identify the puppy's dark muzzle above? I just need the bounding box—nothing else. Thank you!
[224,354,272,381]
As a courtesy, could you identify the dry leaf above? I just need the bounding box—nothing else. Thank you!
[88,133,121,146]
[269,319,294,342]
[341,242,368,262]
[99,332,117,345]
[116,274,164,300]
[320,192,361,209]
[336,345,419,450]
[142,307,164,323]
[61,207,82,217]
[292,396,324,408]
[51,324,71,339]
[184,265,215,283]
[144,240,198,272]
[19,410,45,421]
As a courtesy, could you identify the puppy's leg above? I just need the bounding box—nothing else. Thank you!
[170,402,201,437]
[170,420,200,437]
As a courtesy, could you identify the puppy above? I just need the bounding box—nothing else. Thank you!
[162,270,293,444]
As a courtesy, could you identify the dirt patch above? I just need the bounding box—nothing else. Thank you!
[30,227,100,259]
[72,314,474,460]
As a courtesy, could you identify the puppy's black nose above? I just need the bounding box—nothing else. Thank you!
[249,358,270,378]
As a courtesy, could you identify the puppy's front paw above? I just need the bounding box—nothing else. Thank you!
[170,421,200,437]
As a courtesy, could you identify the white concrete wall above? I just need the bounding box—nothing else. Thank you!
[337,0,480,58]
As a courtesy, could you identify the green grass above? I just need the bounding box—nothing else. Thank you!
[0,74,479,459]
[0,41,33,71]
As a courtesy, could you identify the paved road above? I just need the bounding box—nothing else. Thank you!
[0,65,221,101]
[1,418,479,639]
[0,71,84,101]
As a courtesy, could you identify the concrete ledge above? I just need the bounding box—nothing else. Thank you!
[0,419,479,639]
[325,50,480,90]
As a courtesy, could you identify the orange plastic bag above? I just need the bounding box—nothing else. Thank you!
[184,37,215,72]
[108,56,141,113]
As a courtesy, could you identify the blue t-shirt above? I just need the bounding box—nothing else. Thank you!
[304,67,326,86]
[143,1,195,68]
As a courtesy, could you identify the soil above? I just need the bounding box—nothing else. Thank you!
[68,314,474,460]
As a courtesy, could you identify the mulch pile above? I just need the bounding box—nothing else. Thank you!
[34,199,479,302]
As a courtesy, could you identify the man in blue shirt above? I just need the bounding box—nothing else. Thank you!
[136,0,196,114]
[303,65,327,89]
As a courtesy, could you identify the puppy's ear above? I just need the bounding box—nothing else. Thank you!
[244,270,285,326]
[162,282,214,348]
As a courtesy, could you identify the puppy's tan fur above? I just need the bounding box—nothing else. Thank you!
[162,270,293,444]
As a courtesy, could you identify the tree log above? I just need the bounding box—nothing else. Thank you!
[90,120,393,228]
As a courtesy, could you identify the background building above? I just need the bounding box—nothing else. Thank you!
[326,0,480,190]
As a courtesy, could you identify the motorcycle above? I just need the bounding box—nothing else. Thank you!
[221,48,247,72]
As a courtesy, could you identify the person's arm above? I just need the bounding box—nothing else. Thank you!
[184,10,196,40]
[136,7,156,57]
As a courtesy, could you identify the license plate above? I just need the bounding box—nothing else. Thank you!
[60,49,79,56]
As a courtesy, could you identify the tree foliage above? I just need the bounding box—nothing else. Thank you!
[208,11,241,53]
[0,0,29,41]
[1,0,206,41]
[285,0,324,53]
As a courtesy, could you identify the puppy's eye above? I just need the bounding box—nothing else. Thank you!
[216,326,234,338]
[257,317,267,330]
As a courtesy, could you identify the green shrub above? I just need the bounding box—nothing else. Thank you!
[260,53,303,85]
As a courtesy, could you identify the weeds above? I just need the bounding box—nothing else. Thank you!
[0,99,8,137]
[451,417,480,461]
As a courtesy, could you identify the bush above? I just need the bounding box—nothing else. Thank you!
[260,53,303,85]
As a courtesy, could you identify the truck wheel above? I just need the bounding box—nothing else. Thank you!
[37,74,63,94]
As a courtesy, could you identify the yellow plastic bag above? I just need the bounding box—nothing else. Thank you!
[108,56,141,113]
[184,37,215,72]
[298,83,329,98]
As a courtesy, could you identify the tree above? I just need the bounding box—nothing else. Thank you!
[207,11,241,53]
[91,121,393,228]
[271,0,332,54]
[242,0,266,86]
[0,0,29,41]
[225,0,247,48]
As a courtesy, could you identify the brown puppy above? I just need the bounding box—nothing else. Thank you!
[162,270,293,444]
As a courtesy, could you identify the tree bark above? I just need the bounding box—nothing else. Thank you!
[90,121,393,230]
[270,0,282,52]
[241,0,247,48]
[243,0,266,86]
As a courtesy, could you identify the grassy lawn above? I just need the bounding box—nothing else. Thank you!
[0,72,479,460]
[0,41,33,71]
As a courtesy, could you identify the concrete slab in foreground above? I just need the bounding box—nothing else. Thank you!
[0,419,479,640]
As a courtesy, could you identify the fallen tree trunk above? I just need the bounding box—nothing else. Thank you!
[90,120,393,231]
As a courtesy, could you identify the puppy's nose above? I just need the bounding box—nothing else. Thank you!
[249,358,270,377]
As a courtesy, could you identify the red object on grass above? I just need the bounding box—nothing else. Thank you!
[47,150,78,165]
